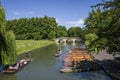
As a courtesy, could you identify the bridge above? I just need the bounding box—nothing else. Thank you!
[56,37,83,43]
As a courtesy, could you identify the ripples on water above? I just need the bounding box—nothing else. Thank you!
[0,43,111,80]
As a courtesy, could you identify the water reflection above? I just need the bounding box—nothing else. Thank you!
[0,43,111,80]
[0,74,17,80]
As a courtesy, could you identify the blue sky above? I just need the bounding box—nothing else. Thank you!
[2,0,102,29]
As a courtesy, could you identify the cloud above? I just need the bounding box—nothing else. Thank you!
[12,10,34,16]
[13,11,21,15]
[65,19,84,27]
[56,18,60,23]
[25,12,34,15]
[54,18,85,29]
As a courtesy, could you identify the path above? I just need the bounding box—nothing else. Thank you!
[92,50,120,80]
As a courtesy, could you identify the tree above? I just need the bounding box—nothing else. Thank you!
[6,16,62,40]
[68,27,82,37]
[56,25,68,38]
[100,0,120,53]
[48,31,56,40]
[0,6,16,65]
[84,8,105,53]
[84,0,120,54]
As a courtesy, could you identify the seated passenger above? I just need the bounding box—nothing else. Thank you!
[9,64,18,70]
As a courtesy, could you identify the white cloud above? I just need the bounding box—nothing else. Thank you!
[25,11,34,15]
[12,10,34,16]
[56,18,60,23]
[13,11,22,15]
[54,18,85,29]
[65,19,84,27]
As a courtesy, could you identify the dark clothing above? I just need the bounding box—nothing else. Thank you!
[25,52,29,58]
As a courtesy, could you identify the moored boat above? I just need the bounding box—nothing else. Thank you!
[60,67,73,73]
[60,48,101,73]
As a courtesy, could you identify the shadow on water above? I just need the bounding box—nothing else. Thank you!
[0,43,112,80]
[97,59,120,80]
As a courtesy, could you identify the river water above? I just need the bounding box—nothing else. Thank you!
[0,43,111,80]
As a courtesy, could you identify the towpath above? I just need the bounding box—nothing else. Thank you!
[92,50,120,80]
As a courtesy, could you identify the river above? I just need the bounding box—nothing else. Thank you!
[0,43,111,80]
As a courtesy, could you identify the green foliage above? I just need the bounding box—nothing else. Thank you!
[3,31,16,64]
[56,25,68,38]
[0,6,16,65]
[85,33,99,53]
[6,16,67,40]
[48,31,56,40]
[34,33,41,40]
[84,8,102,33]
[68,27,83,37]
[84,0,120,54]
[0,6,6,34]
[85,33,98,46]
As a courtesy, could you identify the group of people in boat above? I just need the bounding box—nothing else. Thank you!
[4,51,30,70]
[8,59,29,70]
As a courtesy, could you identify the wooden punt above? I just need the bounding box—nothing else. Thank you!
[2,59,31,74]
[60,48,101,73]
[60,67,73,73]
[55,50,62,57]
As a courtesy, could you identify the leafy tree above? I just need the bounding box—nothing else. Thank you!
[84,0,120,54]
[68,27,83,37]
[84,8,104,53]
[0,6,16,65]
[56,25,68,38]
[6,16,65,40]
[48,31,56,40]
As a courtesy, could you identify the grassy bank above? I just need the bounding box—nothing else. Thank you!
[16,40,55,55]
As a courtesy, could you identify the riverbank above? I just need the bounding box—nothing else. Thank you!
[16,40,55,55]
[92,50,120,80]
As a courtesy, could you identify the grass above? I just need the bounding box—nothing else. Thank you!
[16,40,55,55]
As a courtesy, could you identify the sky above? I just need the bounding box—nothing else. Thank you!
[2,0,103,29]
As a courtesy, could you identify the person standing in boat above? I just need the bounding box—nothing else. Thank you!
[57,49,62,55]
[25,51,30,59]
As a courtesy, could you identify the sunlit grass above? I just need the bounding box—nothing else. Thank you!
[16,40,55,55]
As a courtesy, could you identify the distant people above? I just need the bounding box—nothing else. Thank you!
[9,63,19,70]
[19,59,27,65]
[25,51,29,59]
[57,49,61,55]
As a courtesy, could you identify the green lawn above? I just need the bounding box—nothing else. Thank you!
[16,40,55,55]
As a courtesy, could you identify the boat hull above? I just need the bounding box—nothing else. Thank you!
[2,59,31,74]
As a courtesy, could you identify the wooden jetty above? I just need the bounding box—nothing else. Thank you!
[60,48,101,73]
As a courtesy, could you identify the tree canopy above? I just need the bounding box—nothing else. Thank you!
[84,0,120,54]
[67,27,83,37]
[6,16,68,40]
[0,6,16,65]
